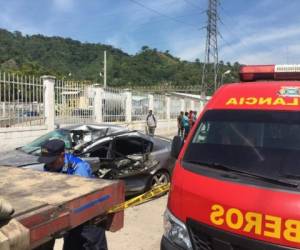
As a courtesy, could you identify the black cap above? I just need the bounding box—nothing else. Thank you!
[38,139,65,164]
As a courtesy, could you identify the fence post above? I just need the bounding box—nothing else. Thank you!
[94,88,103,123]
[2,103,5,117]
[180,99,185,112]
[125,90,132,123]
[41,75,55,131]
[190,100,195,111]
[166,95,170,120]
[148,94,154,111]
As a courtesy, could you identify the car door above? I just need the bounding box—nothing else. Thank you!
[79,138,112,173]
[111,134,157,173]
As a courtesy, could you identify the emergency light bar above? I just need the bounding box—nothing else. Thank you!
[240,64,300,81]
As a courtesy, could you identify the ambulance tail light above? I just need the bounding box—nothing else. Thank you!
[240,64,300,81]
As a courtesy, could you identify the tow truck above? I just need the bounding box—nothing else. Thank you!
[0,166,124,249]
[163,65,300,249]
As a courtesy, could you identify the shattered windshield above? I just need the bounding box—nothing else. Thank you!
[21,129,72,154]
[184,110,300,179]
[20,126,110,155]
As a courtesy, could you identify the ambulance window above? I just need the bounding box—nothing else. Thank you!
[184,109,300,180]
[193,120,262,147]
[264,123,300,150]
[193,122,210,143]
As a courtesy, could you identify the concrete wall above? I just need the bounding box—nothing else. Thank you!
[0,126,49,152]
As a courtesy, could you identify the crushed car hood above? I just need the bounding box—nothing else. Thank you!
[0,150,39,167]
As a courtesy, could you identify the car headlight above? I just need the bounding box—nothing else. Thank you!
[163,209,192,250]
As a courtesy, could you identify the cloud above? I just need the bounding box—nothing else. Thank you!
[165,26,206,61]
[105,34,139,55]
[52,0,74,12]
[217,0,300,64]
[219,24,300,64]
[176,44,204,61]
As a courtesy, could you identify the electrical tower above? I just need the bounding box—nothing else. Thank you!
[201,0,219,95]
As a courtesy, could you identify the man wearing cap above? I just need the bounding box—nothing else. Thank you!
[38,139,92,177]
[37,139,107,250]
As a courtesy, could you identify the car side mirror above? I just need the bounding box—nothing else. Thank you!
[171,136,184,159]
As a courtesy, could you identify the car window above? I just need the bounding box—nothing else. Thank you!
[88,141,111,158]
[21,129,72,154]
[114,136,152,156]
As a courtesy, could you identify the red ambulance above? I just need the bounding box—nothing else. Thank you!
[162,65,300,250]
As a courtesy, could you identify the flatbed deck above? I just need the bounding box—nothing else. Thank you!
[0,166,124,249]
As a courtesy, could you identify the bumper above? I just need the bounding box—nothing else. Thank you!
[160,236,185,250]
[122,175,150,196]
[187,219,298,250]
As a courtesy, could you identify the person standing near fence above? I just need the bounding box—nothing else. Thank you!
[146,110,157,136]
[182,111,190,139]
[193,111,197,124]
[188,110,195,128]
[177,111,184,137]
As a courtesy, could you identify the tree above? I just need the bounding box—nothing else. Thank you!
[141,45,149,51]
[0,28,241,87]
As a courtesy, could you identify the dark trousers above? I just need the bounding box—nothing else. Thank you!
[35,225,107,250]
[178,127,184,137]
[64,225,107,250]
[184,127,190,139]
[148,126,155,136]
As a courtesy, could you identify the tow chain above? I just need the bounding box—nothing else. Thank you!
[108,183,170,214]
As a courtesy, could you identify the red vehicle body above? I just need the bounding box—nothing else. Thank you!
[162,65,300,250]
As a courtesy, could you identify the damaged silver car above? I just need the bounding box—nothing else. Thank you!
[0,124,174,195]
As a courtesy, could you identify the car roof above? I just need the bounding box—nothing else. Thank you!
[59,124,129,133]
[206,81,300,111]
[82,130,153,152]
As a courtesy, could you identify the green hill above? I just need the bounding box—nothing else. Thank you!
[0,28,240,88]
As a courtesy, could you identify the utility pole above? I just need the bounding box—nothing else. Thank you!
[104,50,107,88]
[201,0,219,95]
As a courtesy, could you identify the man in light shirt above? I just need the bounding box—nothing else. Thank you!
[146,109,157,136]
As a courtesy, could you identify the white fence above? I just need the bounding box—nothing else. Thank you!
[0,72,44,128]
[0,73,209,152]
[170,96,182,119]
[0,73,207,129]
[153,95,167,120]
[55,79,94,124]
[132,91,149,121]
[102,87,126,122]
[53,82,201,126]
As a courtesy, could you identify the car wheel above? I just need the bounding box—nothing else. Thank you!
[149,170,170,189]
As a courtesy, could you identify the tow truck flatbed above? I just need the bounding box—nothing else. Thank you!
[0,166,124,249]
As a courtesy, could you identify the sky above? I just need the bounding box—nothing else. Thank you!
[1,0,300,64]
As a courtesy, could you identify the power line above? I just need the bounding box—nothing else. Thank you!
[138,11,207,27]
[183,0,206,12]
[93,10,207,34]
[128,0,204,30]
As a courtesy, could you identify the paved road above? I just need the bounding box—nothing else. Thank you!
[54,195,168,250]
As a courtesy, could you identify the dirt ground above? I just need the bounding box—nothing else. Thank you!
[54,195,168,250]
